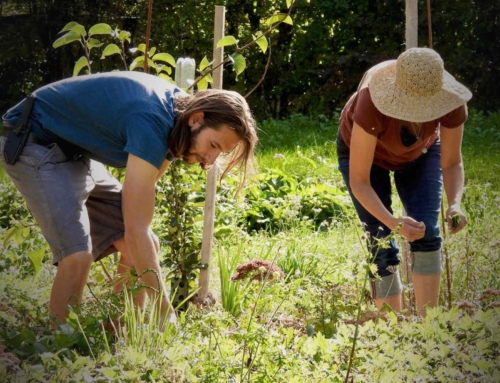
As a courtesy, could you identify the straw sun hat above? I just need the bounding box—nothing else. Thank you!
[368,48,472,122]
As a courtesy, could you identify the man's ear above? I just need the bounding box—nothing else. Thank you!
[188,111,205,128]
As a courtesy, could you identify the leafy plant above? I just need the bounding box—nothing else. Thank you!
[0,178,31,230]
[243,168,349,233]
[217,242,248,318]
[52,21,180,80]
[276,241,321,281]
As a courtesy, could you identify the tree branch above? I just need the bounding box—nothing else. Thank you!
[144,0,154,73]
[245,39,271,99]
[188,5,293,91]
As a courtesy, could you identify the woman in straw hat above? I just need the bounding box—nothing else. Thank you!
[336,48,472,316]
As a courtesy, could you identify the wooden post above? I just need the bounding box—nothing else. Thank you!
[426,0,433,48]
[401,0,418,313]
[405,0,418,49]
[196,5,225,303]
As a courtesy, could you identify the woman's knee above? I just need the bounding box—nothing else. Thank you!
[410,233,441,253]
[372,245,400,277]
[411,250,443,275]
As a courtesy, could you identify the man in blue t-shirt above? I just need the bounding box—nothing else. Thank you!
[1,71,258,327]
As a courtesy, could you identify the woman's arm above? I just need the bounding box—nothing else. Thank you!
[349,122,426,241]
[440,124,468,234]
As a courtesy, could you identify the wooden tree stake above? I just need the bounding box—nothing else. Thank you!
[401,0,419,313]
[405,0,418,49]
[196,5,225,303]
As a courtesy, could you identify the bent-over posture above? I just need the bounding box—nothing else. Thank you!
[1,71,258,326]
[337,48,471,316]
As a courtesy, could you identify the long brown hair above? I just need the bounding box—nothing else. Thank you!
[169,89,258,183]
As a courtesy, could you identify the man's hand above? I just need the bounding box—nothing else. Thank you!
[161,310,179,330]
[398,216,426,242]
[446,204,467,234]
[123,154,176,325]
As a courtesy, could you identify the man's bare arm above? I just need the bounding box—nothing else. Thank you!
[123,154,174,322]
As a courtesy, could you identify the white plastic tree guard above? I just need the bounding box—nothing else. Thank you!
[175,58,196,89]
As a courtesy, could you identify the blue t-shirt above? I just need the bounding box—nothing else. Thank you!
[2,71,182,169]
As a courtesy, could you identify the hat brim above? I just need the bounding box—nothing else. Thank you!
[368,62,472,123]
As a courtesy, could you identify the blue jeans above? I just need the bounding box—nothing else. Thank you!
[338,142,443,277]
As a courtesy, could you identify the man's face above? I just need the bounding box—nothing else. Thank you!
[183,112,240,169]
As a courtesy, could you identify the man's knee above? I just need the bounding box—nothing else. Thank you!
[57,251,93,276]
[411,250,443,274]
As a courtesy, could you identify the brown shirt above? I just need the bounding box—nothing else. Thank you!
[339,61,468,170]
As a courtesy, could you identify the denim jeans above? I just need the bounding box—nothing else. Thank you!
[338,141,443,277]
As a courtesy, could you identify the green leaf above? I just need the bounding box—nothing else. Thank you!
[199,56,210,71]
[137,43,146,53]
[88,23,112,36]
[101,368,116,379]
[130,56,144,71]
[3,226,21,247]
[231,53,246,78]
[148,47,156,57]
[253,32,268,53]
[265,14,293,26]
[197,77,209,91]
[286,0,293,8]
[94,273,105,285]
[158,65,172,75]
[73,56,89,77]
[101,44,121,59]
[22,226,30,237]
[59,22,79,33]
[52,31,81,49]
[388,310,398,326]
[87,38,103,50]
[159,73,176,84]
[152,53,176,67]
[28,249,45,274]
[216,35,239,48]
[118,30,131,43]
[298,155,316,168]
[129,56,156,71]
[71,24,87,37]
[147,58,157,71]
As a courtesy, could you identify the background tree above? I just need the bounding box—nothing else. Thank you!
[1,0,499,117]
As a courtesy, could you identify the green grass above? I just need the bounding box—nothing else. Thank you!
[0,111,499,382]
[461,111,500,187]
[257,113,340,181]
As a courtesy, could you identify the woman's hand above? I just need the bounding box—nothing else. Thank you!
[446,204,468,234]
[398,216,426,242]
[441,125,467,235]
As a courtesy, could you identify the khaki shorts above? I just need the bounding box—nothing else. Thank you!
[0,137,125,265]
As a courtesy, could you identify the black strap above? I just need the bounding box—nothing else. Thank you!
[14,94,36,134]
[3,94,37,165]
[166,150,175,161]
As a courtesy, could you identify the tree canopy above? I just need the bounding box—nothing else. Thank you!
[0,0,498,118]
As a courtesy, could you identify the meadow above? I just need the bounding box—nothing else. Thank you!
[0,111,499,382]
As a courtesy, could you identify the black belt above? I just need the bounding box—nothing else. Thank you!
[2,127,83,161]
[2,126,47,145]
